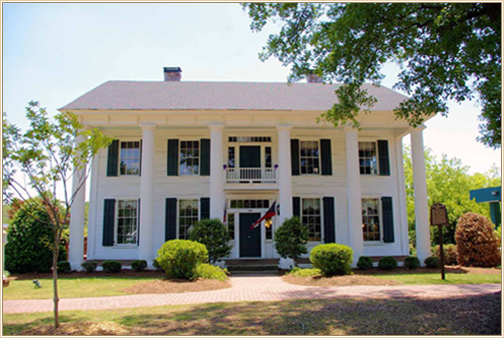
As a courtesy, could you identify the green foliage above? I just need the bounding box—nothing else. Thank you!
[403,256,420,270]
[81,261,97,273]
[57,261,71,273]
[424,256,440,268]
[288,267,322,277]
[194,264,228,282]
[189,218,232,263]
[310,244,353,276]
[131,260,147,272]
[152,258,161,270]
[433,244,458,266]
[102,260,122,273]
[378,256,398,270]
[5,202,67,273]
[357,256,373,270]
[156,240,208,280]
[273,216,308,266]
[244,3,501,148]
[495,226,501,241]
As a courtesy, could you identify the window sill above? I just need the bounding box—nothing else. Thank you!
[364,241,385,246]
[112,245,138,249]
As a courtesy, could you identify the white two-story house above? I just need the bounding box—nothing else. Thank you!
[63,67,432,270]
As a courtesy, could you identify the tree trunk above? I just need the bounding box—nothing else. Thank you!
[52,237,60,329]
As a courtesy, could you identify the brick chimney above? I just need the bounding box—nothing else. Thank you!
[306,73,323,83]
[163,67,182,82]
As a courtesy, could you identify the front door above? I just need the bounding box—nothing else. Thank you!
[239,213,261,257]
[239,146,261,181]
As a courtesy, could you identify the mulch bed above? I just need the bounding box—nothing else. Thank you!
[10,270,166,280]
[354,265,502,275]
[283,274,401,287]
[14,322,130,335]
[121,278,231,294]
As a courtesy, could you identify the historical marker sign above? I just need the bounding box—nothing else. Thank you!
[430,203,449,280]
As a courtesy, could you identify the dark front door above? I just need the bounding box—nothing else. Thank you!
[240,146,261,181]
[240,213,261,257]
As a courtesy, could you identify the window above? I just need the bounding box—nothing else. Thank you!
[116,200,138,245]
[359,142,378,175]
[265,217,273,240]
[180,141,200,175]
[300,141,320,174]
[302,198,321,241]
[228,147,235,168]
[230,200,270,209]
[265,147,272,168]
[229,136,271,142]
[228,213,235,240]
[119,141,141,176]
[362,198,381,241]
[179,199,198,239]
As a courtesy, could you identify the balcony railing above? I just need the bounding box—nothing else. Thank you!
[226,167,277,184]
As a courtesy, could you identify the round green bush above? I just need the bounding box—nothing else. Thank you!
[102,260,122,272]
[425,256,440,268]
[434,244,458,265]
[378,256,398,270]
[357,256,373,270]
[195,263,228,281]
[309,243,353,276]
[156,239,208,280]
[403,256,420,270]
[153,258,161,270]
[57,261,71,273]
[5,202,67,273]
[81,261,97,273]
[131,260,147,272]
[189,218,232,263]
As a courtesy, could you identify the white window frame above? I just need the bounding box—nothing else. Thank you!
[177,198,200,239]
[118,139,141,177]
[299,139,321,175]
[361,196,383,244]
[114,198,139,247]
[358,139,380,176]
[301,197,323,242]
[179,140,201,176]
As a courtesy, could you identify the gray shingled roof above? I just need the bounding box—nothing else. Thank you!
[60,81,408,111]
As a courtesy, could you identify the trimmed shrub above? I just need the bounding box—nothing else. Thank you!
[310,244,353,276]
[57,261,71,273]
[357,256,373,270]
[434,244,458,265]
[102,260,122,273]
[455,212,501,267]
[153,258,161,270]
[81,261,97,273]
[378,256,397,270]
[131,260,147,272]
[156,239,208,280]
[195,263,228,281]
[5,202,67,273]
[189,218,232,263]
[403,256,420,270]
[287,267,322,277]
[425,256,440,268]
[274,216,309,267]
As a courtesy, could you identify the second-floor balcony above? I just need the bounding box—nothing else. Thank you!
[226,167,277,184]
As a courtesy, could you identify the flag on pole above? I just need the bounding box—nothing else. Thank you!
[250,201,277,230]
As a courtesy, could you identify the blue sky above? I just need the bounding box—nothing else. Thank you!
[3,3,501,179]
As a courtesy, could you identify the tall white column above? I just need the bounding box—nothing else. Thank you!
[209,124,225,220]
[69,133,87,271]
[277,125,293,224]
[410,125,431,264]
[344,127,364,265]
[139,124,156,266]
[395,135,410,256]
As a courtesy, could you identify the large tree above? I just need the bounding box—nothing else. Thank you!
[243,3,501,148]
[3,101,111,328]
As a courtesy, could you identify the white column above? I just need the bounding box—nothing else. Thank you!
[139,124,156,266]
[344,127,364,265]
[209,124,225,220]
[410,125,431,264]
[69,133,87,271]
[277,125,293,224]
[395,135,410,256]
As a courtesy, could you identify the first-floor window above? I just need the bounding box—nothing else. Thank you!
[117,200,138,244]
[302,198,321,241]
[179,199,198,239]
[362,198,380,241]
[265,217,273,240]
[228,213,235,240]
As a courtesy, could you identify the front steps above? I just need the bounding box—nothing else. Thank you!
[225,259,279,272]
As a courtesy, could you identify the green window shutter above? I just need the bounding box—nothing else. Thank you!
[200,197,210,219]
[323,197,335,243]
[106,140,119,177]
[378,140,390,176]
[167,139,179,176]
[102,199,116,246]
[137,199,140,246]
[293,197,301,218]
[291,139,300,176]
[320,139,333,175]
[200,139,211,176]
[381,196,394,243]
[165,198,177,241]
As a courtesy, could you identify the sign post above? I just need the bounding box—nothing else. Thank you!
[430,203,449,280]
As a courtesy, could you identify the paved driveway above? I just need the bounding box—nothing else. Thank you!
[3,272,501,314]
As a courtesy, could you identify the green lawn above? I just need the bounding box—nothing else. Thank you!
[3,277,158,300]
[3,293,501,335]
[375,273,501,285]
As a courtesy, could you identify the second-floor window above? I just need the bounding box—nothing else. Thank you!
[359,141,378,175]
[300,141,320,174]
[180,141,200,175]
[120,141,141,176]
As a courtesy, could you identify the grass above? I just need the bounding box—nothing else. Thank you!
[375,273,501,285]
[3,293,501,335]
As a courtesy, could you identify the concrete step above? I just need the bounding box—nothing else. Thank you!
[225,259,279,267]
[227,265,278,272]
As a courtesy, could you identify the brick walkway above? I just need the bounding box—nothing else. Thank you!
[3,273,501,314]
